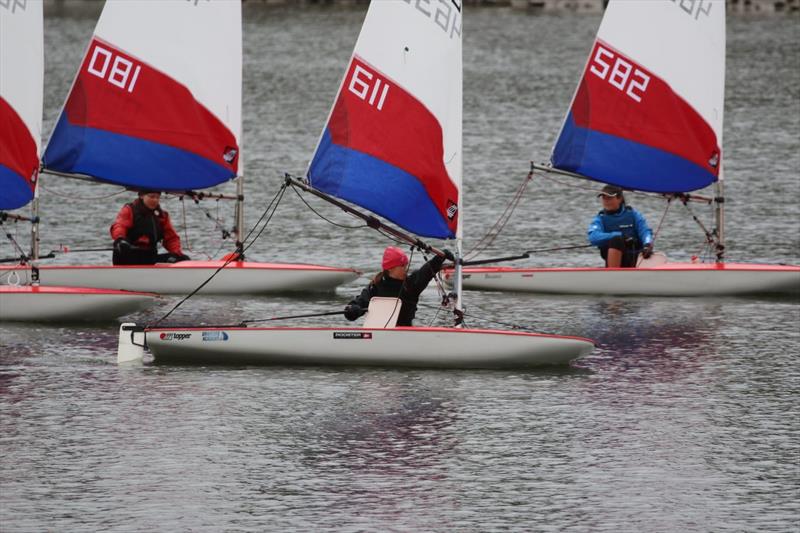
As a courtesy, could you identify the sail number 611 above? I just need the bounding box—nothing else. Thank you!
[589,45,650,103]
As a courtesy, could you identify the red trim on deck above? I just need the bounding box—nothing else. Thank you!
[0,285,156,297]
[454,262,800,275]
[144,325,595,345]
[0,261,360,273]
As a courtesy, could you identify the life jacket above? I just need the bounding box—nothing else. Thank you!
[597,205,640,246]
[125,200,165,253]
[370,275,419,327]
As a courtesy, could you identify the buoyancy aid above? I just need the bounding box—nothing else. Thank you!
[597,205,640,246]
[125,200,165,253]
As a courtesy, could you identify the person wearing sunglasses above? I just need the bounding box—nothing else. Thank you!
[110,190,191,265]
[588,185,653,268]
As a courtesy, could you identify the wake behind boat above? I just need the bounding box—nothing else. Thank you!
[15,0,358,296]
[460,0,800,297]
[126,1,594,368]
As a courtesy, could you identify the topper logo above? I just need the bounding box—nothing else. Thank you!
[87,44,142,94]
[589,44,650,103]
[159,332,192,341]
[348,65,390,111]
[671,0,712,20]
[446,200,458,220]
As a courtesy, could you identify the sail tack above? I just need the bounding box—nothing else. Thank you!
[551,0,725,193]
[308,1,462,239]
[43,0,242,191]
[0,0,43,210]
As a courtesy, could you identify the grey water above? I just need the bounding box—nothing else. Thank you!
[2,4,799,531]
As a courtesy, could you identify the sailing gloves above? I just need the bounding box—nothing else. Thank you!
[442,248,456,262]
[114,238,132,253]
[641,243,654,259]
[344,304,364,321]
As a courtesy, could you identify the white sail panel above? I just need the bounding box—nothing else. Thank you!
[0,0,43,209]
[93,0,242,141]
[550,0,725,193]
[597,0,725,142]
[42,0,242,190]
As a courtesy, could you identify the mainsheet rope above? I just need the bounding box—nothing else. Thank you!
[149,182,288,327]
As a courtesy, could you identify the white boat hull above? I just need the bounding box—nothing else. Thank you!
[453,262,800,297]
[0,286,158,322]
[0,261,360,295]
[144,326,594,368]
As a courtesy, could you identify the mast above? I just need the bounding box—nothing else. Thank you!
[714,178,725,262]
[234,173,244,255]
[31,177,40,261]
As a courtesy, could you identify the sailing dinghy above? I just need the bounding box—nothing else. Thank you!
[0,1,156,322]
[457,0,799,297]
[127,1,594,368]
[7,0,358,295]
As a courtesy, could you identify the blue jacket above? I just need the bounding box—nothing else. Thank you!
[588,204,653,248]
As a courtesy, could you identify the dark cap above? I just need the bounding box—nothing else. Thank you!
[597,184,623,198]
[138,189,161,196]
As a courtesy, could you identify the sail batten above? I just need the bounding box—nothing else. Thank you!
[0,1,43,210]
[307,1,462,240]
[550,0,725,193]
[42,0,242,191]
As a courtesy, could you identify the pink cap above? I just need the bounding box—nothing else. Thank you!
[382,246,409,271]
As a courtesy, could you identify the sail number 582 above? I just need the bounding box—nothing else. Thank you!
[589,45,650,103]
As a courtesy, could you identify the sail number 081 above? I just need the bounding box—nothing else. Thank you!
[589,44,650,103]
[87,44,142,94]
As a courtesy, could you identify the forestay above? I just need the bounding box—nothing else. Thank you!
[43,0,242,191]
[0,0,43,210]
[551,0,725,193]
[307,0,463,239]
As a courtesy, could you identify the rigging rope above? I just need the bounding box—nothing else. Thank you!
[38,182,127,200]
[149,183,288,327]
[463,170,533,261]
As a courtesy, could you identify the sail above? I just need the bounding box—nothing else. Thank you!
[551,0,725,193]
[43,0,242,191]
[308,0,462,240]
[0,0,43,210]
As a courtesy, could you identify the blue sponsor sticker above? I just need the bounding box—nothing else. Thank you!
[202,331,229,342]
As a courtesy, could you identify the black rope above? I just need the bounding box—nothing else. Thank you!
[464,170,533,260]
[240,310,345,325]
[461,244,593,266]
[0,219,30,264]
[149,183,288,327]
[289,184,365,230]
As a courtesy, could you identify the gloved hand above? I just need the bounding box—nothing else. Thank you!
[641,243,654,259]
[344,304,362,321]
[442,248,455,262]
[114,238,132,253]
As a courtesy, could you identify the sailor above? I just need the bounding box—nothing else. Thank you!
[110,190,190,265]
[588,184,653,268]
[344,246,455,326]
